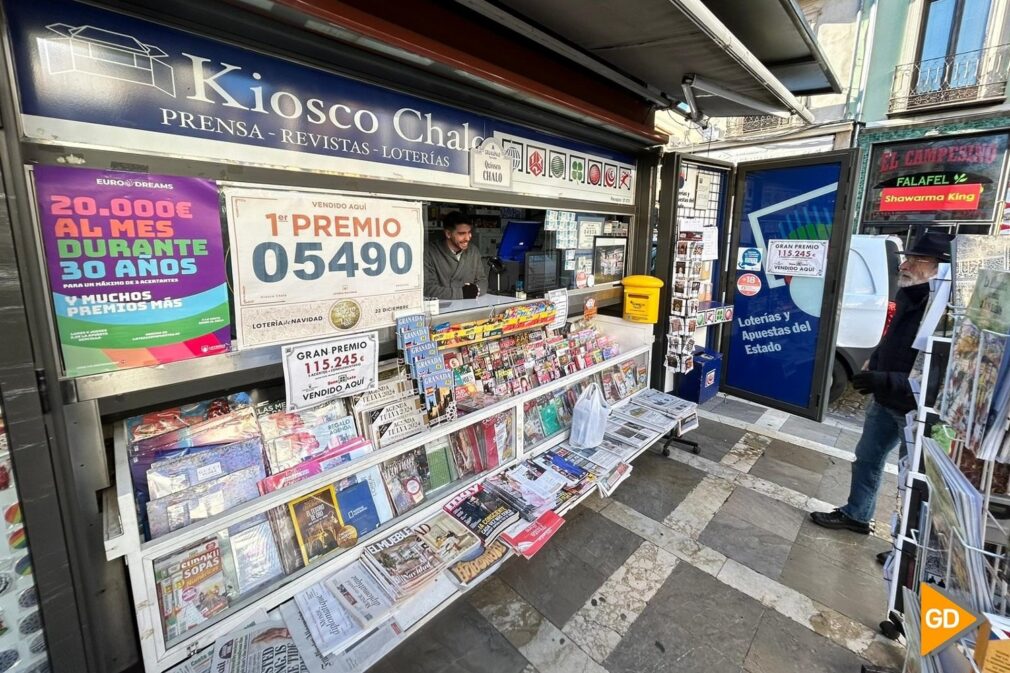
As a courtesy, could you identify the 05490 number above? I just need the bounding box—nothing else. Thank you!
[252,241,412,283]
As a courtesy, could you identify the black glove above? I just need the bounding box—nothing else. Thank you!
[852,371,883,395]
[462,283,479,299]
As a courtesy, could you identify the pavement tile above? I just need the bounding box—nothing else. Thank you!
[744,610,867,673]
[603,563,764,672]
[792,519,890,580]
[498,537,608,628]
[699,510,792,579]
[551,507,643,578]
[719,486,807,542]
[761,438,831,474]
[748,455,823,498]
[779,416,841,445]
[611,451,706,522]
[778,540,889,630]
[689,418,749,463]
[715,398,766,424]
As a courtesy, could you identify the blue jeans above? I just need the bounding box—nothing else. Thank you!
[840,400,908,524]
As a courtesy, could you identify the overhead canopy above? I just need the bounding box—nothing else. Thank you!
[251,0,837,141]
[458,0,834,120]
[703,0,842,96]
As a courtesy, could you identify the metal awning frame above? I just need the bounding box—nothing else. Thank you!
[455,0,816,123]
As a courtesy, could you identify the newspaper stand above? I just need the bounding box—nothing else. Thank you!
[102,314,661,672]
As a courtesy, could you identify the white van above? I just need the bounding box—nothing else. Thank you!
[830,235,903,402]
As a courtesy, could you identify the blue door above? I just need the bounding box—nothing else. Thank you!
[720,152,856,420]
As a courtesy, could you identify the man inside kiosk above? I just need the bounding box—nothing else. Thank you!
[423,211,483,300]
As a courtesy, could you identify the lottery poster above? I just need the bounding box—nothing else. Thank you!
[32,165,230,377]
[223,187,424,349]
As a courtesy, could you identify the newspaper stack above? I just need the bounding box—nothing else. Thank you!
[291,559,398,659]
[629,388,699,433]
[208,619,309,673]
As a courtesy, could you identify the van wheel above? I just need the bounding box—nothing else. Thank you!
[829,357,849,403]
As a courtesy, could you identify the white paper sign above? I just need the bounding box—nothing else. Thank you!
[225,187,424,349]
[577,218,603,249]
[283,332,379,411]
[546,288,569,330]
[701,228,719,261]
[469,138,513,189]
[766,239,829,278]
[678,217,706,233]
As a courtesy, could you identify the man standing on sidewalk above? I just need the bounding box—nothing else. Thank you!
[810,232,953,534]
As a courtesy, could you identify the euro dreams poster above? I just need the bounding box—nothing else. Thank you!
[33,165,231,377]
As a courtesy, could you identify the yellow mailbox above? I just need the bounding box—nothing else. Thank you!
[622,275,664,323]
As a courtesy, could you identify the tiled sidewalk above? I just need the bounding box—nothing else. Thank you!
[369,411,907,673]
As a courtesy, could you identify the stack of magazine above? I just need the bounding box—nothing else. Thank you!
[350,361,426,449]
[448,324,622,412]
[360,513,480,604]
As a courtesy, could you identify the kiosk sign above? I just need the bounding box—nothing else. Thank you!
[469,138,513,189]
[224,187,424,349]
[7,0,635,205]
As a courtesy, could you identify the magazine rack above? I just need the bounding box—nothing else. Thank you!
[103,315,656,672]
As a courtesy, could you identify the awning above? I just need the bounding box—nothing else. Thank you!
[457,0,832,121]
[702,0,842,96]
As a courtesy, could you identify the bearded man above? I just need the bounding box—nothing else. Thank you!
[811,231,954,534]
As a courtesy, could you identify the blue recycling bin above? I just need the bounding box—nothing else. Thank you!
[678,348,722,404]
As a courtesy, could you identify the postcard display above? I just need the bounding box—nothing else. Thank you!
[668,164,733,375]
[881,237,1010,643]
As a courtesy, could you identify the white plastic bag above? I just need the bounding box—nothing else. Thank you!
[569,383,609,448]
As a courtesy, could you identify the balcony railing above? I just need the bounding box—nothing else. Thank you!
[889,44,1010,114]
[724,114,802,136]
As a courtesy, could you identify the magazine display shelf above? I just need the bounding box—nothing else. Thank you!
[105,316,654,672]
[345,420,657,673]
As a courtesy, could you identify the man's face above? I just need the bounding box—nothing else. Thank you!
[898,255,939,287]
[446,223,473,252]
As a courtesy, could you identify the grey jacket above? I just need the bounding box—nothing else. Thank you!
[423,240,484,300]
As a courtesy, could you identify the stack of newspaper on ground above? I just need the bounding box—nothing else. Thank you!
[922,438,993,614]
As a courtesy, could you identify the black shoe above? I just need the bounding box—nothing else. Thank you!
[809,509,870,534]
[876,551,890,566]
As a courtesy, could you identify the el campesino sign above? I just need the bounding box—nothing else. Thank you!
[863,133,1009,222]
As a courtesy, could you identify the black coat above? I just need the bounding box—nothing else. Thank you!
[867,281,930,413]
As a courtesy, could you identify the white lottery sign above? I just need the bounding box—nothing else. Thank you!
[283,332,379,411]
[225,187,424,348]
[766,240,829,278]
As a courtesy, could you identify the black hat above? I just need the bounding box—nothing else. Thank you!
[905,231,954,262]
